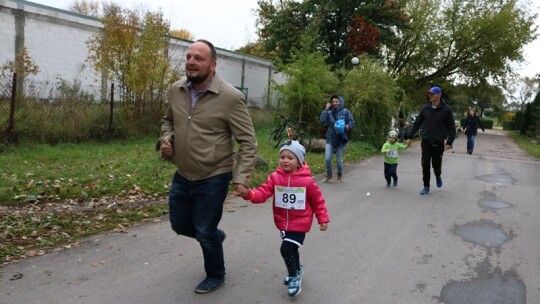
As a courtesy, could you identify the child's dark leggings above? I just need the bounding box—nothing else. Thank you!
[384,162,398,184]
[280,231,305,276]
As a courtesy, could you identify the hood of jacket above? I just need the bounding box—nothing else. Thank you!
[329,95,345,113]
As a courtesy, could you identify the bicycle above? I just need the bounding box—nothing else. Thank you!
[268,114,312,151]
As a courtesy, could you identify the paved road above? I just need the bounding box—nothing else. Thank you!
[1,129,539,304]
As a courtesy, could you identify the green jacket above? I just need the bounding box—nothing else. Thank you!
[160,73,257,185]
[381,141,408,165]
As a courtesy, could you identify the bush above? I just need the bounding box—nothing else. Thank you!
[482,119,494,129]
[502,120,516,130]
[460,118,494,129]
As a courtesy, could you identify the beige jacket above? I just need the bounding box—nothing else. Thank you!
[160,73,257,185]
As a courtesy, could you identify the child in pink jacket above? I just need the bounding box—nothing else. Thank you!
[238,140,330,297]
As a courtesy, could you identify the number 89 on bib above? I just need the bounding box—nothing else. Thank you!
[275,186,306,210]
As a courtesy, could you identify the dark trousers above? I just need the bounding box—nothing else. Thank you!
[420,139,445,188]
[168,171,232,279]
[383,162,398,184]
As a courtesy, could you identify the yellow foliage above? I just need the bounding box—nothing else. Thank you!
[170,29,193,40]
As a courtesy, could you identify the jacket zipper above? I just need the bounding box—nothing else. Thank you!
[285,174,291,231]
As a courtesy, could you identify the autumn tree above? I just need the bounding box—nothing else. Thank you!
[0,47,40,80]
[255,0,406,68]
[385,0,537,94]
[70,0,100,17]
[170,28,194,40]
[236,41,273,59]
[86,4,175,120]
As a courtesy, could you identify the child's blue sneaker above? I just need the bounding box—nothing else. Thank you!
[420,187,430,195]
[436,177,443,188]
[287,269,303,297]
[283,266,303,285]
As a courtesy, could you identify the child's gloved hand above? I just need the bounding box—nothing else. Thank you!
[319,223,328,231]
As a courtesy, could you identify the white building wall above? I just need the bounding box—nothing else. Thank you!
[0,0,283,107]
[0,8,16,66]
[24,18,101,84]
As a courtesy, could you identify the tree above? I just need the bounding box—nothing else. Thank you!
[170,28,194,40]
[0,47,40,80]
[339,55,402,147]
[386,0,537,93]
[255,0,406,68]
[86,4,175,120]
[256,0,308,63]
[70,0,100,17]
[270,18,339,135]
[520,90,540,136]
[236,41,273,59]
[505,76,540,111]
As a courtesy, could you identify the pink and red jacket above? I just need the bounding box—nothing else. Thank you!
[244,163,330,232]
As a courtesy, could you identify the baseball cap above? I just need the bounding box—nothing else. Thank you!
[428,86,442,94]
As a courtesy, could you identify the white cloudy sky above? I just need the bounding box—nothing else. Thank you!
[29,0,540,78]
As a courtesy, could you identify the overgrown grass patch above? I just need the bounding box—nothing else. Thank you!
[0,128,378,265]
[508,131,540,159]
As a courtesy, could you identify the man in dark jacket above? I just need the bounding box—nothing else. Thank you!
[406,86,456,195]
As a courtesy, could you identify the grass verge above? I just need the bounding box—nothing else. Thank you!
[508,131,540,159]
[0,131,377,265]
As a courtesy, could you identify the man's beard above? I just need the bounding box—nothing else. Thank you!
[187,74,206,85]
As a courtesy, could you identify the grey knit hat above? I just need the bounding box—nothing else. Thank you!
[279,140,305,165]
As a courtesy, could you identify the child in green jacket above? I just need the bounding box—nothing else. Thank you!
[381,130,410,187]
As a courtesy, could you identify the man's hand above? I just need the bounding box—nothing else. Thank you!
[160,139,173,157]
[445,144,452,151]
[234,184,249,197]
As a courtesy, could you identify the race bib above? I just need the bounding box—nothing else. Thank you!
[275,186,306,210]
[387,150,398,158]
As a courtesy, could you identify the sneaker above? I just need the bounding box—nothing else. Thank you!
[436,177,443,188]
[287,269,303,297]
[337,175,343,183]
[323,175,332,183]
[194,277,226,294]
[386,183,391,188]
[283,266,303,285]
[393,181,398,187]
[420,187,430,195]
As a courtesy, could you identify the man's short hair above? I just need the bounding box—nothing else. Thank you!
[196,39,217,61]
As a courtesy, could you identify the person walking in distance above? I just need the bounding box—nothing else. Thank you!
[237,140,329,297]
[398,101,407,143]
[462,108,485,155]
[406,86,456,195]
[381,130,411,188]
[319,95,355,183]
[158,39,257,294]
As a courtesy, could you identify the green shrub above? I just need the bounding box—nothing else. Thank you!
[502,120,516,130]
[460,118,494,129]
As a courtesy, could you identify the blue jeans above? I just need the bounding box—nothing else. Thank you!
[168,171,232,279]
[466,134,477,151]
[325,143,345,176]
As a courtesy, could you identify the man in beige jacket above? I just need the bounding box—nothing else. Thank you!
[159,39,257,294]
